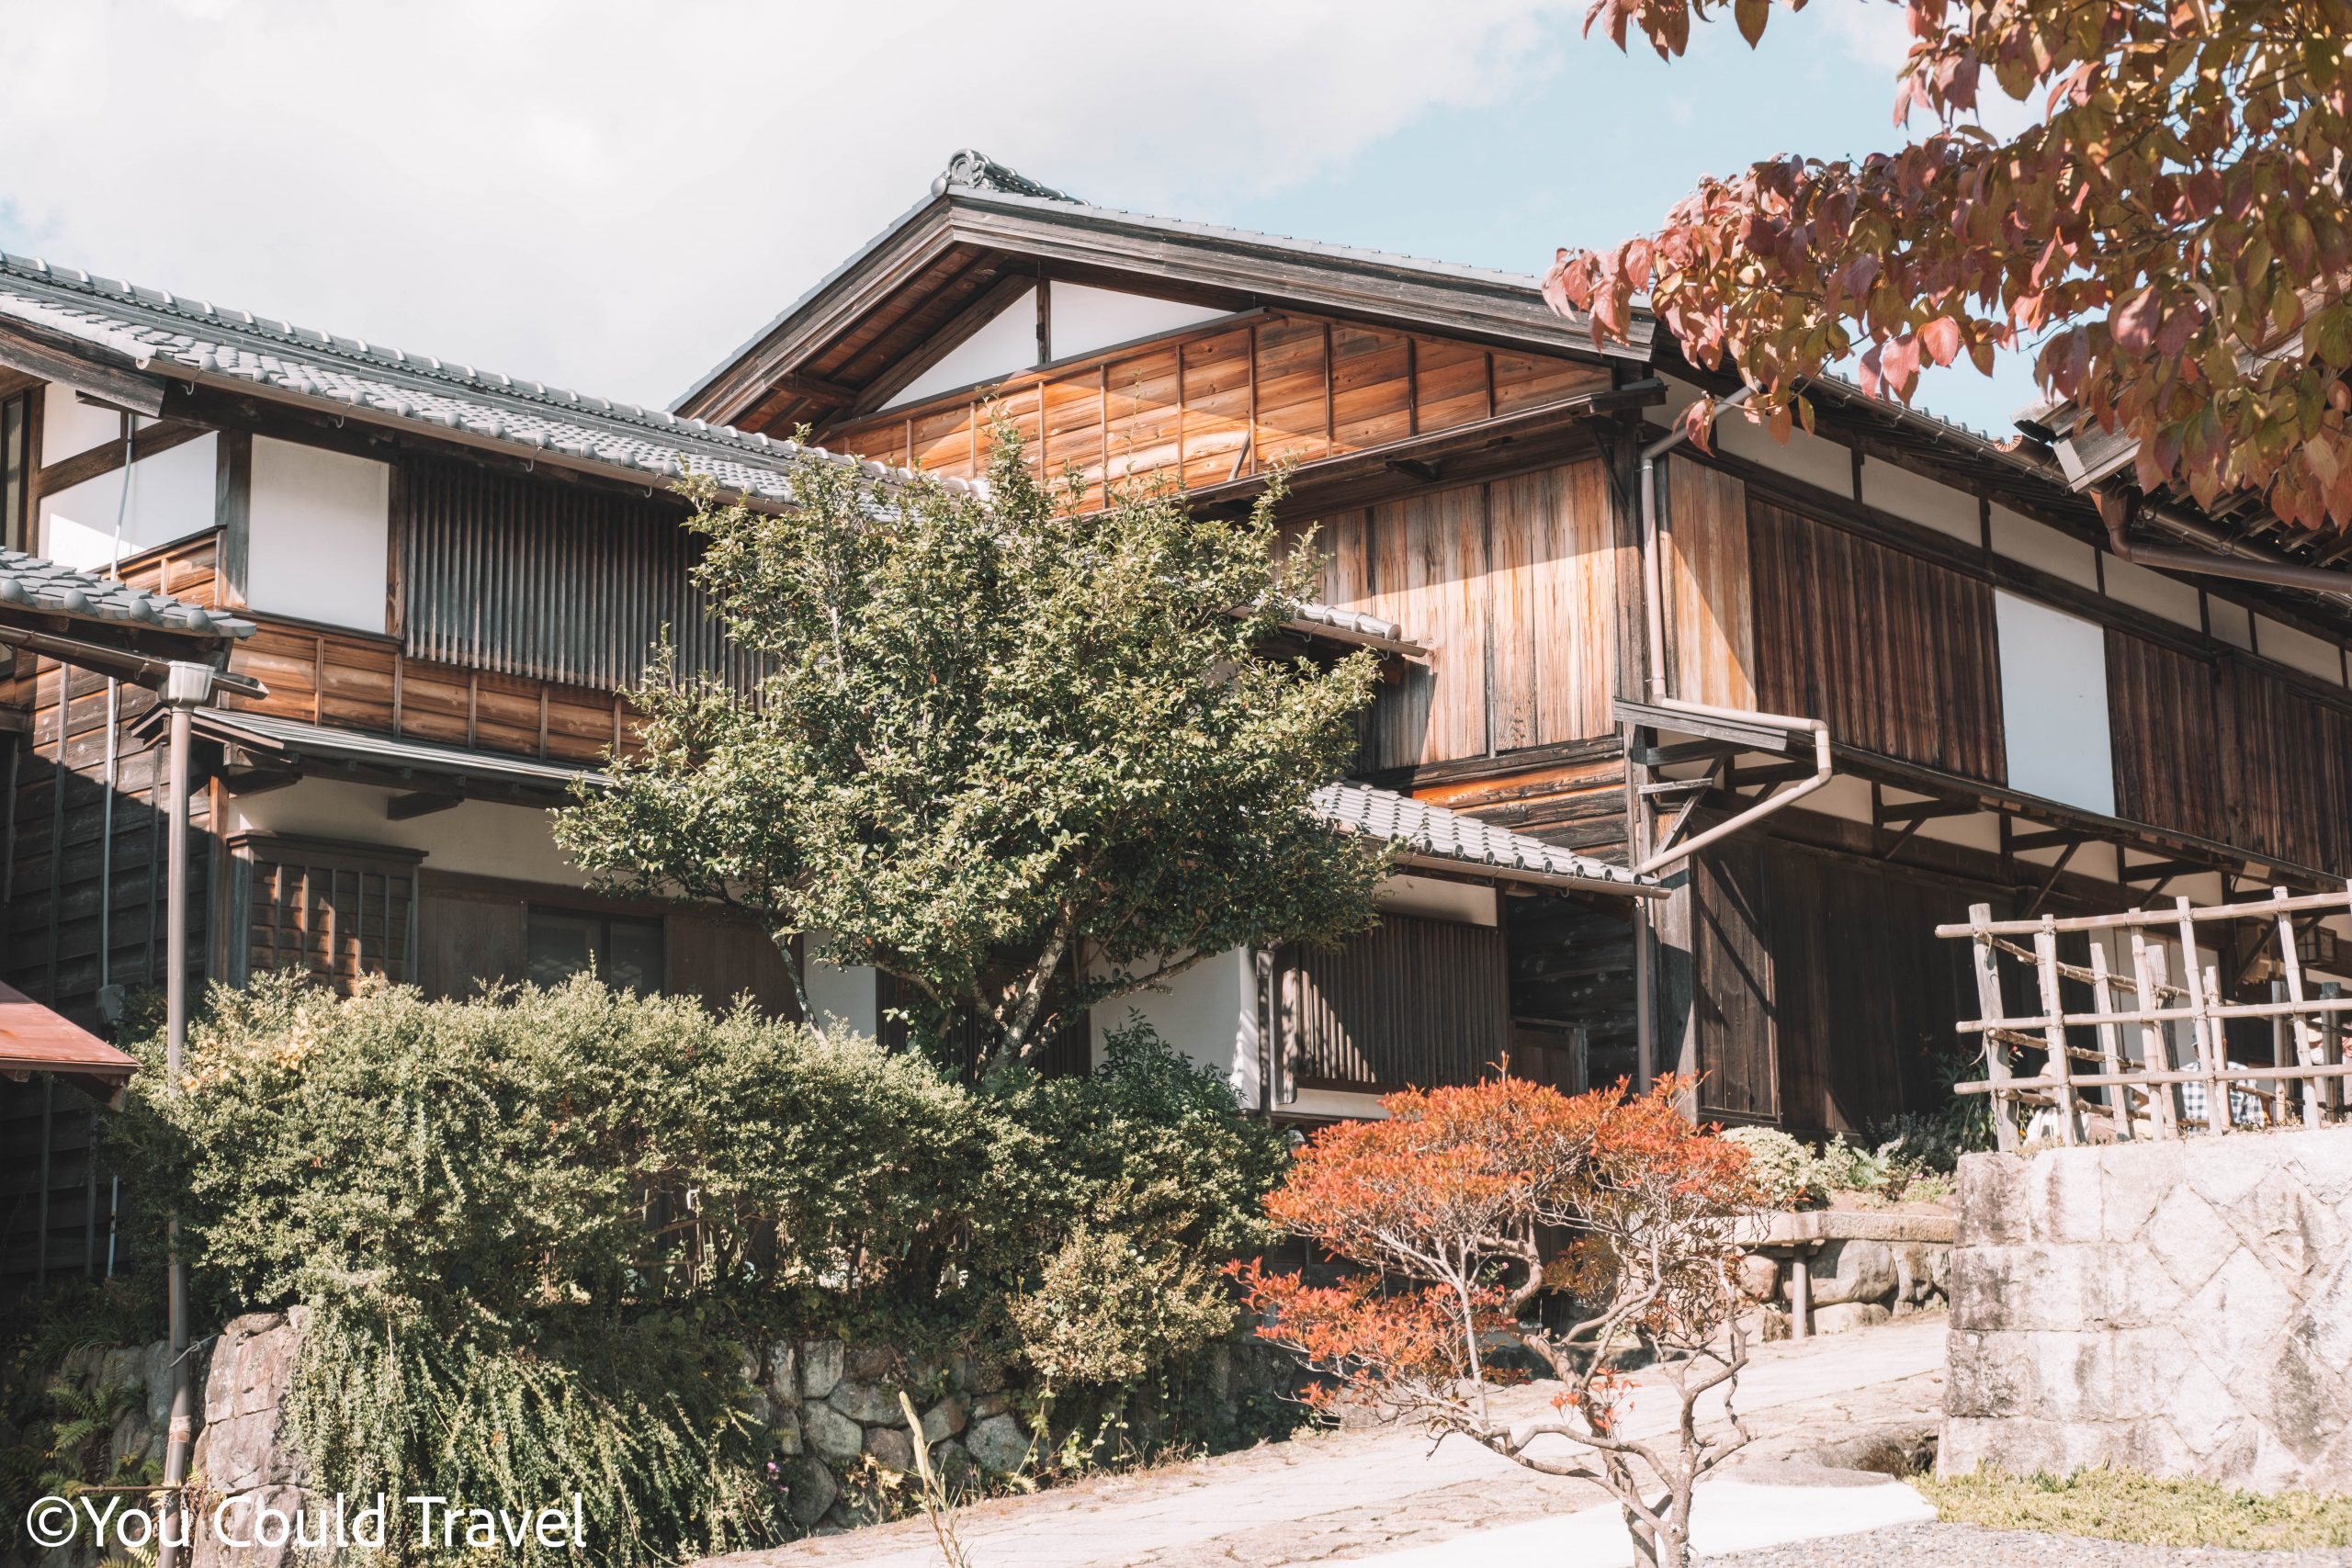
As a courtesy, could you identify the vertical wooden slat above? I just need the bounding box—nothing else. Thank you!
[2035,917,2081,1144]
[2088,938,2131,1138]
[1968,902,2019,1152]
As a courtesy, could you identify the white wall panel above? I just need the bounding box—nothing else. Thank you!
[1996,591,2116,816]
[1862,456,1980,544]
[40,381,124,462]
[2255,615,2344,685]
[2100,556,2202,629]
[247,436,390,632]
[886,287,1038,409]
[1989,505,2098,590]
[40,434,218,569]
[1046,284,1225,362]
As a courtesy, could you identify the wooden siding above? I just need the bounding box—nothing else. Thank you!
[400,457,765,693]
[1747,496,2005,779]
[1289,459,1622,771]
[1665,458,1755,708]
[1690,838,1990,1134]
[1278,914,1510,1090]
[830,312,1610,495]
[2108,627,2352,874]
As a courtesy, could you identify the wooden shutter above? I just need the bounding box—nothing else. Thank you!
[1278,914,1510,1091]
[663,908,801,1020]
[414,874,527,1000]
[228,834,424,993]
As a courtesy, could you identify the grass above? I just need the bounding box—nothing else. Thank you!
[1917,1465,2352,1550]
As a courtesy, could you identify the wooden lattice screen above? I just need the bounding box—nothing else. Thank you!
[229,834,424,993]
[1940,887,2352,1149]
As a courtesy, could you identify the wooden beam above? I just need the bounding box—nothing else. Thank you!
[220,768,300,797]
[767,370,859,407]
[35,418,209,498]
[387,791,462,821]
[1874,799,1979,827]
[0,322,170,417]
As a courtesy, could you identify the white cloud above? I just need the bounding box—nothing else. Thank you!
[0,0,1575,409]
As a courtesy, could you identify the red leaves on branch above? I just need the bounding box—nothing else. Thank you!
[1550,0,2352,531]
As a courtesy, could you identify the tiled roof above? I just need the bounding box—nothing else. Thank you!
[0,254,1403,650]
[0,254,972,505]
[0,547,254,639]
[1310,781,1655,894]
[192,708,608,793]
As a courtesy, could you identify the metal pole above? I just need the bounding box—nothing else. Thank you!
[158,669,207,1568]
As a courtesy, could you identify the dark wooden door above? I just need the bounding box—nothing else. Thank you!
[1693,841,1779,1122]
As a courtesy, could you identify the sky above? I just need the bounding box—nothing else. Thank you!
[0,0,2039,434]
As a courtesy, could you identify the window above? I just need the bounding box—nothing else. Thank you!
[526,908,663,994]
[1995,590,2117,816]
[1,389,28,552]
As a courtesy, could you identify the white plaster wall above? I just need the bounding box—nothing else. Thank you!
[1995,591,2116,817]
[40,434,219,570]
[2207,596,2254,650]
[1374,874,1497,927]
[1988,505,2098,591]
[805,955,879,1037]
[1860,456,1979,544]
[2254,615,2344,685]
[2100,556,2202,630]
[1046,284,1225,362]
[224,777,586,887]
[1712,410,1852,495]
[886,287,1039,409]
[246,436,390,632]
[1287,1088,1390,1120]
[1090,947,1254,1106]
[40,382,124,462]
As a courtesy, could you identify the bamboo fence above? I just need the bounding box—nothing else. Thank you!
[1936,886,2352,1151]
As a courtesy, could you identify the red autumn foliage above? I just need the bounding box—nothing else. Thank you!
[1547,0,2352,531]
[1238,1076,1762,1568]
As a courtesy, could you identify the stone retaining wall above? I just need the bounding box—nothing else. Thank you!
[1940,1125,2352,1491]
[1735,1210,1954,1336]
[44,1311,1289,1562]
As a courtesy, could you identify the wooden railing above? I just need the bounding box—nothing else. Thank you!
[1939,889,2352,1149]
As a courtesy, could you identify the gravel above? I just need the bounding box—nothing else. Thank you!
[1703,1521,2352,1566]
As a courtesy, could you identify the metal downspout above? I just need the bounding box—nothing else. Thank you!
[1632,387,1838,1087]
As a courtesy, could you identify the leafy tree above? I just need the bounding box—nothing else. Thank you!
[1549,0,2352,527]
[555,433,1385,1070]
[1237,1077,1760,1568]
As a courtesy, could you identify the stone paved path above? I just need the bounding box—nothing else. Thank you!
[707,1314,1950,1568]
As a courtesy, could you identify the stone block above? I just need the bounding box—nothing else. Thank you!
[803,1401,864,1464]
[2296,1255,2352,1369]
[2142,1184,2233,1294]
[1957,1153,2030,1246]
[766,1342,799,1406]
[829,1377,903,1424]
[969,1391,1012,1420]
[2099,1138,2182,1240]
[1736,1252,1781,1303]
[849,1344,897,1381]
[922,1395,968,1441]
[1808,1239,1898,1306]
[772,1407,803,1457]
[2245,1332,2352,1462]
[2223,1171,2347,1285]
[781,1456,837,1529]
[864,1424,915,1472]
[2183,1247,2300,1379]
[2184,1135,2289,1211]
[2030,1147,2109,1243]
[2282,1128,2352,1209]
[800,1340,844,1402]
[1811,1302,1890,1335]
[2163,1355,2253,1460]
[967,1412,1033,1474]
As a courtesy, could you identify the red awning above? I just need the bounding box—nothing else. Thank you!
[0,981,138,1108]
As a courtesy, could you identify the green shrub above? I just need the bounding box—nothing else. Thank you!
[103,977,1283,1557]
[1720,1127,1814,1207]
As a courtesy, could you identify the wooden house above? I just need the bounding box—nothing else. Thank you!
[6,147,2352,1286]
